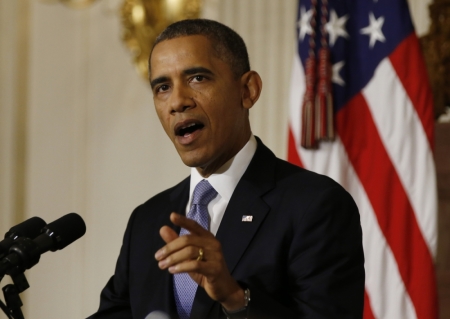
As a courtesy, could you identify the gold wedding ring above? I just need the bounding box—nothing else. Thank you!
[197,248,204,261]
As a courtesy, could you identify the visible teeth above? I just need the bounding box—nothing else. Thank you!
[177,122,204,136]
[182,123,197,129]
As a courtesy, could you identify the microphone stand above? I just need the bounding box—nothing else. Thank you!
[0,267,28,319]
[3,284,24,319]
[0,299,13,319]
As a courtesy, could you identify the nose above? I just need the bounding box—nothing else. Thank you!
[169,83,195,113]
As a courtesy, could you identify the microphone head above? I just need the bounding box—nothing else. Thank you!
[5,217,47,239]
[43,213,86,250]
[144,311,170,319]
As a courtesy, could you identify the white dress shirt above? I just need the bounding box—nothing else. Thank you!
[187,135,257,236]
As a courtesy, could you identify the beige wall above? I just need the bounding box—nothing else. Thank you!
[0,0,431,318]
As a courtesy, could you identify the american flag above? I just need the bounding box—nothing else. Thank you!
[288,0,438,318]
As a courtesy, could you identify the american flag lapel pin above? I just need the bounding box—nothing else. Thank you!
[242,215,253,222]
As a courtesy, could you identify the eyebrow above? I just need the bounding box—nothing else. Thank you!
[150,67,214,89]
[183,67,214,76]
[150,76,169,90]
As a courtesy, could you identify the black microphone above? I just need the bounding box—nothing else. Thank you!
[0,217,47,259]
[0,213,86,278]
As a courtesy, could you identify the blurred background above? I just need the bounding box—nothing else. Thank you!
[0,0,448,318]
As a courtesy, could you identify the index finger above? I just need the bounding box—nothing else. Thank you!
[170,213,212,237]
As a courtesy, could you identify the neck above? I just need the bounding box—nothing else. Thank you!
[196,131,252,178]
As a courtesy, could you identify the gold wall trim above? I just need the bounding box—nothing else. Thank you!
[420,0,450,118]
[39,0,99,9]
[121,0,202,79]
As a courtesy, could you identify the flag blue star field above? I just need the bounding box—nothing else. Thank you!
[288,0,438,318]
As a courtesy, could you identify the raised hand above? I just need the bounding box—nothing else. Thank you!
[155,213,245,311]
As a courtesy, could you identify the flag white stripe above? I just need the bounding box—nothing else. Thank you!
[362,58,438,256]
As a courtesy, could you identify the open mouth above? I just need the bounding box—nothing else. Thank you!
[175,121,205,137]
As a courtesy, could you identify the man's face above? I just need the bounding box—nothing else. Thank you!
[150,35,252,177]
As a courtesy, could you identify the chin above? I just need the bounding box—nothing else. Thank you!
[178,152,209,169]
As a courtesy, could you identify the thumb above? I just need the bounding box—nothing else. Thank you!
[159,225,178,244]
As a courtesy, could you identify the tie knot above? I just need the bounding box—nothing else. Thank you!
[192,180,218,206]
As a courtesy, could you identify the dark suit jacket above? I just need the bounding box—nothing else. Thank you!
[88,138,364,319]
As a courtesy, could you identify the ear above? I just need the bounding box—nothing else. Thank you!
[240,71,263,110]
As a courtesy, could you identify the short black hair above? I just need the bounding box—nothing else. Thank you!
[150,19,250,78]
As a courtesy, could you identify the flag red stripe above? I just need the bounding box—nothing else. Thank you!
[389,33,435,150]
[336,93,438,319]
[287,126,304,168]
[363,289,376,319]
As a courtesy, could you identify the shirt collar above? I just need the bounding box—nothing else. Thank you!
[190,134,257,201]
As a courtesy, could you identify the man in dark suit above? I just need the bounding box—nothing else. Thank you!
[88,19,364,319]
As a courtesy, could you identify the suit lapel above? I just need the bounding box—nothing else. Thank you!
[190,138,277,318]
[219,138,276,273]
[155,177,190,318]
[170,176,191,232]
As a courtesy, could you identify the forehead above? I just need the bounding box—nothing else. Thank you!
[150,35,225,78]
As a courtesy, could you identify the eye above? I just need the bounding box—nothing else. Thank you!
[156,84,170,93]
[192,75,205,82]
